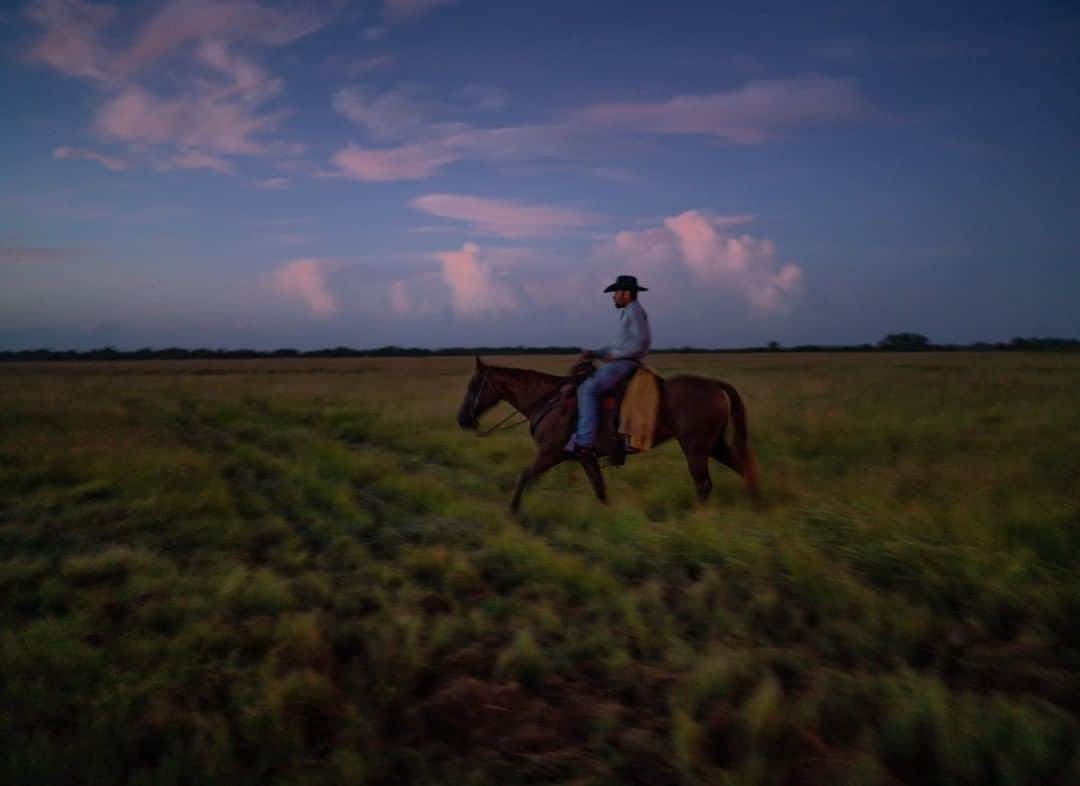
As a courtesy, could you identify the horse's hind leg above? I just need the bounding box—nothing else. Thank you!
[685,453,713,502]
[711,440,741,474]
[679,437,714,502]
[511,450,564,513]
[713,438,761,505]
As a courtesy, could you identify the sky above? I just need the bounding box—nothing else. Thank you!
[1,0,1078,350]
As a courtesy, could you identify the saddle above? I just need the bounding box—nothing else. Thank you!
[558,361,655,466]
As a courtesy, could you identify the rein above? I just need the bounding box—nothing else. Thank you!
[477,409,529,437]
[471,367,565,437]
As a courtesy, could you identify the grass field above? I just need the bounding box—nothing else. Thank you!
[1,353,1078,785]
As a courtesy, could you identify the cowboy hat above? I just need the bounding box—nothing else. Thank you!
[603,274,649,293]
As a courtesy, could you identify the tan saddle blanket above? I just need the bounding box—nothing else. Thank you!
[618,366,661,451]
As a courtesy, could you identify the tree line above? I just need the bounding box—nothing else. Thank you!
[0,334,1077,361]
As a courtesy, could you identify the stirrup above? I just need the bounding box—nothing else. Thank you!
[574,444,599,460]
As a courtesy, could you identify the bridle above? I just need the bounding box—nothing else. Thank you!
[468,368,529,437]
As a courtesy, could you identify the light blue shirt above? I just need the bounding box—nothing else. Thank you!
[594,299,651,361]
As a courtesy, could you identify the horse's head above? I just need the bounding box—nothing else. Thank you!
[457,357,501,430]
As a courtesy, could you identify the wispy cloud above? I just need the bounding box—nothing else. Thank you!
[383,0,456,23]
[331,142,461,181]
[328,75,869,181]
[53,145,128,171]
[605,210,802,313]
[124,0,334,71]
[26,0,334,171]
[256,177,289,189]
[411,193,602,239]
[94,41,291,156]
[25,0,117,83]
[459,84,509,111]
[333,85,442,143]
[271,258,338,317]
[573,75,866,144]
[167,149,234,174]
[338,54,394,77]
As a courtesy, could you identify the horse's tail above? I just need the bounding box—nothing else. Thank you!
[716,381,760,501]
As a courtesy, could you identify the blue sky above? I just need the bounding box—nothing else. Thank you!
[1,0,1077,350]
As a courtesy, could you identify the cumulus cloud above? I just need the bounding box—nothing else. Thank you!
[410,194,602,238]
[53,145,128,171]
[437,242,517,316]
[390,280,412,313]
[271,258,338,316]
[608,210,802,313]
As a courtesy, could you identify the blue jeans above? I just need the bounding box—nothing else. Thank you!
[571,359,639,448]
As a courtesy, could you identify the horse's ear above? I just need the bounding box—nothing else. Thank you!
[475,356,484,369]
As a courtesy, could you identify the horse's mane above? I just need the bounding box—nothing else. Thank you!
[487,363,578,387]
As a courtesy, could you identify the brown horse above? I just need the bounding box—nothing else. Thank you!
[456,357,760,512]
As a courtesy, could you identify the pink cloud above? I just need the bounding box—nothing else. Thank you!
[331,142,461,181]
[27,0,335,82]
[608,210,802,313]
[327,120,583,181]
[95,83,282,155]
[168,149,234,174]
[93,41,292,158]
[53,145,128,171]
[575,75,866,143]
[443,123,584,162]
[326,76,868,181]
[333,86,440,142]
[390,280,412,313]
[257,177,289,189]
[271,258,338,317]
[124,0,333,72]
[27,1,327,171]
[437,242,517,316]
[410,194,602,239]
[25,0,117,83]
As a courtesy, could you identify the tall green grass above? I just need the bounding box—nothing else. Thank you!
[0,354,1077,785]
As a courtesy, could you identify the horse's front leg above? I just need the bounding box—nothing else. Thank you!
[511,448,565,513]
[579,454,607,503]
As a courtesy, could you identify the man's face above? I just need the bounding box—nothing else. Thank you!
[613,289,633,308]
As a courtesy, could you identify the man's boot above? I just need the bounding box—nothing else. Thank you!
[608,410,626,466]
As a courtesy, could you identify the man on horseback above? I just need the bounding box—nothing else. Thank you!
[565,274,651,458]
